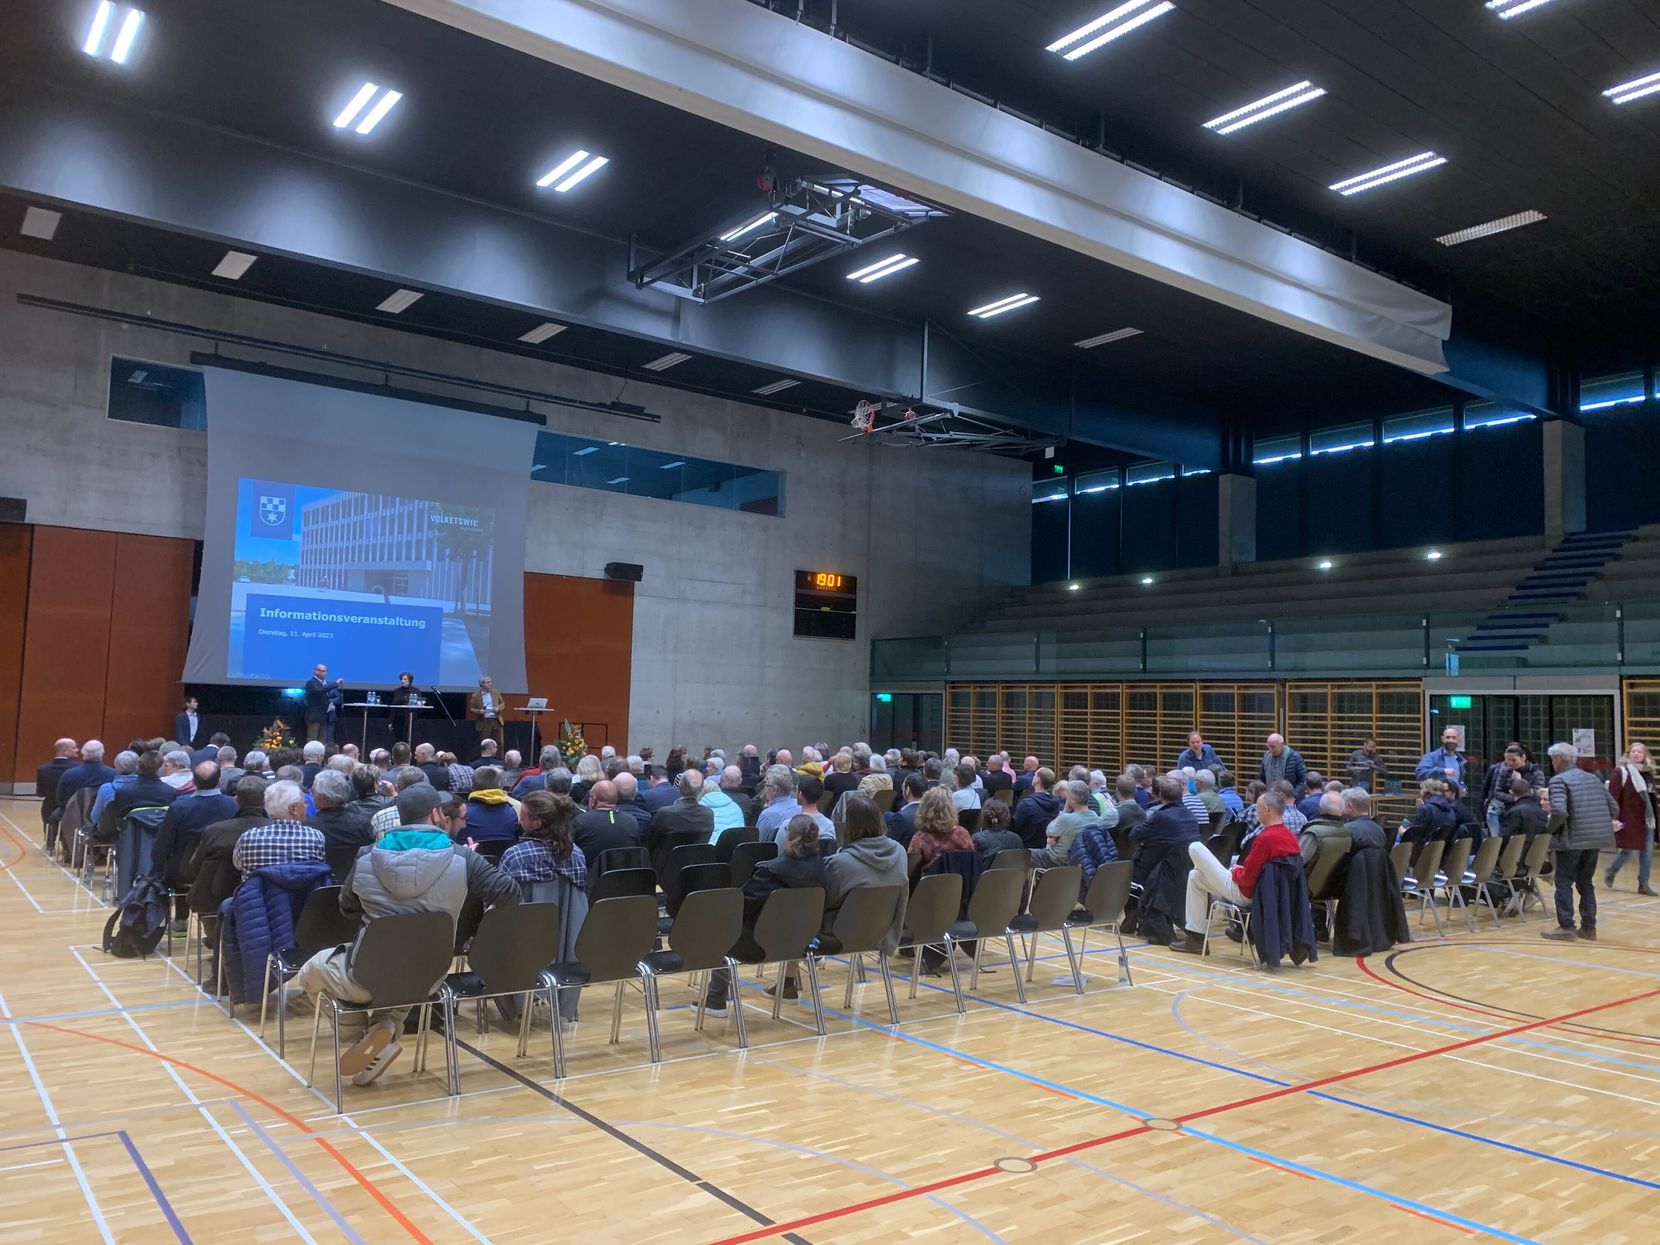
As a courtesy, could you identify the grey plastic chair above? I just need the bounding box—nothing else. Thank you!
[639,887,747,1049]
[1064,860,1135,989]
[306,909,455,1114]
[538,894,660,1078]
[1461,836,1505,930]
[260,884,358,1057]
[1305,839,1352,941]
[893,873,966,1012]
[1402,839,1447,936]
[590,867,656,904]
[943,867,1029,1004]
[990,848,1031,871]
[440,902,562,1083]
[1433,838,1475,933]
[813,885,906,1025]
[665,861,730,919]
[1009,865,1085,994]
[730,841,777,891]
[733,886,828,1035]
[1388,841,1412,879]
[1515,834,1553,920]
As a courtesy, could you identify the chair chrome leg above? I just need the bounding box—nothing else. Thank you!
[942,941,965,1015]
[801,955,827,1037]
[331,1010,343,1116]
[1004,933,1028,1004]
[517,991,533,1059]
[1114,925,1133,986]
[445,999,460,1096]
[550,982,568,1079]
[725,959,749,1050]
[876,953,898,1025]
[772,963,787,1021]
[1022,932,1036,983]
[610,981,624,1045]
[641,974,662,1064]
[843,953,858,1011]
[307,994,325,1086]
[1061,928,1085,996]
[277,977,290,1061]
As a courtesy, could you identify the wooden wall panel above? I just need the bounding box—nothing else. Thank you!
[0,525,32,785]
[13,527,117,782]
[520,574,633,751]
[103,534,195,749]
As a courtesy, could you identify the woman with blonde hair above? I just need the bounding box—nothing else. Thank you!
[908,786,974,871]
[1608,741,1657,895]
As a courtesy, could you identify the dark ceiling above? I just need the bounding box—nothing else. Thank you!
[2,0,1656,456]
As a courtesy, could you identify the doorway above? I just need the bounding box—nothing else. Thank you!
[870,692,943,755]
[1426,691,1617,777]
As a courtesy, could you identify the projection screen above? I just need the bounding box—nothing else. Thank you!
[184,367,536,692]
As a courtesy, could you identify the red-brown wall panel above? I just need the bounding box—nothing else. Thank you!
[103,534,194,749]
[0,524,32,785]
[520,574,633,751]
[14,527,117,782]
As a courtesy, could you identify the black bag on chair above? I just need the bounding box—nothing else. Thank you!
[102,875,171,959]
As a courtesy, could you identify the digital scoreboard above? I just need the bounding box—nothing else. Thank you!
[794,569,857,640]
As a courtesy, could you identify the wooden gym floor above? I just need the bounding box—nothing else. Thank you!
[2,797,1658,1244]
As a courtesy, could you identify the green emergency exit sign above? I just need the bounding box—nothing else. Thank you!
[1449,695,1472,709]
[876,693,893,703]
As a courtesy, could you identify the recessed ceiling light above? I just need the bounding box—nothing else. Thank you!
[1604,69,1660,106]
[518,321,566,344]
[83,3,145,63]
[753,378,800,396]
[1075,327,1142,349]
[128,369,148,384]
[1317,559,1333,571]
[1426,549,1444,561]
[537,149,609,192]
[211,250,257,280]
[1330,151,1447,196]
[659,461,685,470]
[1435,210,1546,247]
[606,477,630,485]
[642,351,692,371]
[20,206,61,240]
[1204,81,1326,135]
[720,212,778,243]
[1486,0,1556,17]
[573,446,598,457]
[846,253,919,283]
[1140,575,1155,585]
[333,83,403,134]
[1068,583,1081,591]
[376,288,422,314]
[969,293,1040,319]
[1047,1,1175,61]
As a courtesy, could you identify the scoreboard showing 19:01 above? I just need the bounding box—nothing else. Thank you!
[794,569,858,639]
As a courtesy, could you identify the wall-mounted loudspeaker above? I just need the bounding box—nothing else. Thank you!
[0,497,25,523]
[603,561,644,583]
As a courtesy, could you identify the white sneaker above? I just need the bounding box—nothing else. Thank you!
[339,1018,400,1082]
[350,1040,403,1086]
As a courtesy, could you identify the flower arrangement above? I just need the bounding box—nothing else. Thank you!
[557,719,588,767]
[257,718,295,753]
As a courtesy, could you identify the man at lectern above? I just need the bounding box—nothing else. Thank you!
[468,676,506,752]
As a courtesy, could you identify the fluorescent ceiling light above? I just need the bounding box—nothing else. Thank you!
[642,351,692,371]
[1140,576,1155,585]
[376,288,423,314]
[1075,327,1142,348]
[211,250,258,280]
[1425,549,1444,561]
[658,461,685,470]
[334,83,402,134]
[606,477,629,485]
[128,369,148,384]
[84,4,145,62]
[1486,0,1556,17]
[20,206,61,240]
[1329,151,1446,196]
[753,378,800,396]
[968,293,1039,319]
[1435,210,1546,247]
[518,321,566,344]
[1317,559,1334,571]
[846,253,918,283]
[573,446,598,456]
[1204,81,1326,135]
[1047,1,1174,61]
[720,212,777,243]
[538,151,609,193]
[1604,70,1660,106]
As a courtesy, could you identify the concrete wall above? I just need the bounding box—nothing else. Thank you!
[0,250,1031,750]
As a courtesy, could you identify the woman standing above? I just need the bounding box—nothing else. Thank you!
[1608,742,1657,896]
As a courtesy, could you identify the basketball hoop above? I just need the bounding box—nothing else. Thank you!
[851,399,877,434]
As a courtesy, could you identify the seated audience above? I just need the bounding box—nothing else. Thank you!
[1013,755,1041,796]
[1171,789,1302,955]
[1295,773,1325,822]
[650,769,717,859]
[347,765,388,821]
[1498,773,1548,850]
[1069,807,1119,891]
[37,738,78,825]
[612,771,653,835]
[572,779,639,868]
[982,753,1015,796]
[1341,788,1387,850]
[184,776,268,941]
[1400,778,1460,847]
[232,780,325,878]
[572,754,605,804]
[99,750,177,840]
[160,749,197,793]
[908,787,975,872]
[639,764,677,812]
[502,791,586,887]
[971,796,1024,865]
[887,773,927,848]
[824,751,861,800]
[497,749,524,790]
[1012,768,1060,848]
[1038,779,1101,868]
[1217,770,1245,819]
[793,775,836,844]
[293,784,518,1087]
[90,750,141,829]
[951,763,982,812]
[1130,774,1203,942]
[151,761,235,902]
[414,742,452,791]
[1112,775,1146,835]
[305,770,376,866]
[300,740,326,790]
[1194,769,1225,821]
[372,767,432,838]
[511,747,563,798]
[1298,792,1352,868]
[755,765,799,838]
[463,768,520,843]
[700,775,747,835]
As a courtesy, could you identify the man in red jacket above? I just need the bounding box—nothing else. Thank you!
[1170,788,1302,955]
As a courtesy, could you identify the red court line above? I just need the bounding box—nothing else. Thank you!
[21,1021,433,1245]
[0,820,31,870]
[1394,1203,1476,1234]
[706,982,1660,1244]
[1250,1156,1316,1181]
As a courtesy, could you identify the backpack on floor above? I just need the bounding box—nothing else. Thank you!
[102,875,171,959]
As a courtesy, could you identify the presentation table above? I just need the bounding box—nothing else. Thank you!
[342,702,391,755]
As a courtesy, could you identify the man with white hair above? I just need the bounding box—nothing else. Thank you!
[1193,769,1224,821]
[498,749,524,790]
[717,765,756,825]
[232,780,326,878]
[245,749,274,778]
[306,769,375,861]
[161,749,197,793]
[1541,741,1620,942]
[755,765,799,838]
[300,740,327,791]
[600,744,617,762]
[90,750,141,827]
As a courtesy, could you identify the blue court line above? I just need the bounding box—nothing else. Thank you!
[781,985,1533,1241]
[0,1129,123,1155]
[1180,1126,1545,1245]
[116,1132,192,1245]
[228,1101,367,1245]
[0,1000,203,1026]
[878,957,1660,1197]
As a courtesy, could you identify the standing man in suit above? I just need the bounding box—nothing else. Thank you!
[174,697,203,750]
[467,676,506,752]
[303,664,331,743]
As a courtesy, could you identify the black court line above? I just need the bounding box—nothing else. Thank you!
[455,1038,812,1245]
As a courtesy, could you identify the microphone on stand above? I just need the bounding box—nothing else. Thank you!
[428,685,458,726]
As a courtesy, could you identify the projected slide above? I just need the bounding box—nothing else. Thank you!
[185,368,535,691]
[228,479,495,685]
